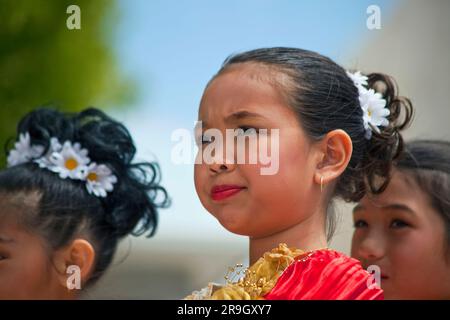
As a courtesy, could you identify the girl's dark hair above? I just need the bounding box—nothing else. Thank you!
[396,140,450,254]
[0,107,170,286]
[212,47,414,239]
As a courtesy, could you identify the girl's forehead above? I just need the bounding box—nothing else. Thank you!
[199,68,291,123]
[357,171,429,216]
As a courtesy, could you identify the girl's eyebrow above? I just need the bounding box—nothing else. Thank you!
[381,203,417,216]
[197,110,267,129]
[225,110,267,123]
[353,203,417,216]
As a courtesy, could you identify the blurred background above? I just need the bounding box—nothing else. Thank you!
[1,0,449,299]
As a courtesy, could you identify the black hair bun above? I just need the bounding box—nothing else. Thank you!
[360,73,414,198]
[15,107,170,238]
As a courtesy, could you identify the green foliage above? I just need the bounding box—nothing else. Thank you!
[0,0,135,167]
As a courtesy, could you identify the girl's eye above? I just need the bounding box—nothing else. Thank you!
[354,219,368,228]
[390,219,409,229]
[198,127,261,145]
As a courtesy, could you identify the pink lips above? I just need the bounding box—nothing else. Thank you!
[211,185,245,201]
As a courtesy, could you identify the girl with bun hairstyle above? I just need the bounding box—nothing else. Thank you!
[352,140,450,299]
[188,47,413,300]
[0,107,169,299]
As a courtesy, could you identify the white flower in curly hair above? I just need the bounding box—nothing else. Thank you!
[346,71,368,88]
[84,163,117,198]
[7,132,45,167]
[34,137,62,169]
[359,88,390,139]
[47,141,90,180]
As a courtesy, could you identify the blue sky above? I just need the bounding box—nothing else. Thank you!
[110,0,398,243]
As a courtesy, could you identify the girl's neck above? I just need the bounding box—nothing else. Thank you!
[249,210,328,265]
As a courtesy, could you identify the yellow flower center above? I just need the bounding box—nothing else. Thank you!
[368,109,372,117]
[65,158,79,170]
[87,172,98,182]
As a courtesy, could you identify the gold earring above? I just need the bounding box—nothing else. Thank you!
[320,176,324,193]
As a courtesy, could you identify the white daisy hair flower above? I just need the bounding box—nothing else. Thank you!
[34,137,62,169]
[359,88,390,139]
[84,163,118,198]
[7,133,118,198]
[347,71,390,140]
[47,141,90,180]
[346,71,368,88]
[7,132,45,167]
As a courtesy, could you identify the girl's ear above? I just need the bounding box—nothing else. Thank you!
[52,239,96,290]
[314,129,353,189]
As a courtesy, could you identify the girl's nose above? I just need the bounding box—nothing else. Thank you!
[356,232,386,263]
[209,161,236,174]
[207,138,237,174]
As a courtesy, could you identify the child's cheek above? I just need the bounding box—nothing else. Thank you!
[194,164,209,202]
[0,247,52,299]
[392,227,440,272]
[278,138,310,181]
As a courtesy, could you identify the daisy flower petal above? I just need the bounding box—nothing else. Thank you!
[85,163,117,197]
[48,141,90,180]
[356,87,390,139]
[347,71,368,88]
[7,132,45,167]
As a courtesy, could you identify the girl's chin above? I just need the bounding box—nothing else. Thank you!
[218,221,249,235]
[214,215,252,236]
[217,219,271,238]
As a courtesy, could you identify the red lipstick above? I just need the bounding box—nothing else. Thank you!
[211,185,245,201]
